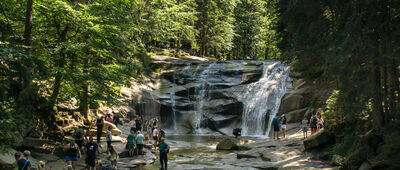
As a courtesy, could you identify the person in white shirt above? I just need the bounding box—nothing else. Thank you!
[152,126,159,150]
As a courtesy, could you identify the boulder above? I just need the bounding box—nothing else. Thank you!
[87,121,122,136]
[303,130,334,150]
[0,148,17,169]
[285,108,309,123]
[216,138,238,150]
[236,151,258,159]
[331,154,344,166]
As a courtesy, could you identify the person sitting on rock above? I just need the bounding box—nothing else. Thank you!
[233,127,242,138]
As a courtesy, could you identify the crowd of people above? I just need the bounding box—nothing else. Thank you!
[13,114,170,170]
[272,108,325,140]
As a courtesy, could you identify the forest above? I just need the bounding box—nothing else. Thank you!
[1,0,399,169]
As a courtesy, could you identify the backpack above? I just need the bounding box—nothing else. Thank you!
[311,116,318,126]
[160,130,165,137]
[233,128,238,135]
[273,117,279,127]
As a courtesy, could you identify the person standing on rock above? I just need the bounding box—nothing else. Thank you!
[109,145,119,169]
[153,126,159,150]
[13,151,21,170]
[127,130,136,157]
[113,114,120,127]
[159,138,170,170]
[309,113,318,135]
[84,136,100,170]
[96,116,104,143]
[281,114,287,138]
[301,116,309,139]
[272,114,281,140]
[63,140,81,170]
[17,150,31,170]
[136,131,145,156]
[106,126,113,154]
[129,117,136,132]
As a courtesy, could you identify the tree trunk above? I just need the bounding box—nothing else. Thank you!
[24,0,33,51]
[371,55,384,129]
[79,83,90,120]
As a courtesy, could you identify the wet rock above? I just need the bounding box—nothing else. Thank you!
[285,107,309,123]
[216,138,238,150]
[303,130,334,150]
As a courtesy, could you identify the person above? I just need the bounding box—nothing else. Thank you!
[106,126,112,153]
[142,120,148,134]
[309,113,318,135]
[96,116,104,143]
[113,114,120,127]
[106,114,113,123]
[318,114,324,130]
[63,140,80,170]
[17,150,31,170]
[272,114,281,140]
[159,138,170,170]
[38,161,46,170]
[127,130,136,157]
[301,116,309,139]
[281,114,287,138]
[84,136,100,170]
[129,118,136,132]
[232,127,242,138]
[74,128,85,151]
[136,131,145,156]
[158,128,165,142]
[109,145,118,169]
[135,116,142,133]
[152,126,159,150]
[13,151,21,170]
[253,54,257,60]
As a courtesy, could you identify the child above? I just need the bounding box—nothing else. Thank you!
[301,116,309,139]
[109,145,118,169]
[106,126,112,154]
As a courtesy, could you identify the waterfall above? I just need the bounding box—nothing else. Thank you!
[241,62,290,136]
[160,60,290,136]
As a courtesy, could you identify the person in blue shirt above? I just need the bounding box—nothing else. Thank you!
[159,138,170,170]
[272,114,281,140]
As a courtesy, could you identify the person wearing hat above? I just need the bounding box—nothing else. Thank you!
[159,138,169,170]
[281,114,287,138]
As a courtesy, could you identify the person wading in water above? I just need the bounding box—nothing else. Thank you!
[63,140,81,170]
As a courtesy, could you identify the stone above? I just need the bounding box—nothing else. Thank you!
[87,121,122,136]
[331,154,344,166]
[236,151,258,159]
[358,161,372,170]
[216,138,238,150]
[260,153,272,161]
[0,148,17,168]
[303,130,334,150]
[285,107,309,123]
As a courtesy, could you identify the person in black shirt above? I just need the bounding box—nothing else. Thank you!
[84,136,100,170]
[17,150,31,170]
[96,116,104,143]
[113,114,120,127]
[63,140,80,170]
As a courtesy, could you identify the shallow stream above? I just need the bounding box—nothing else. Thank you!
[140,134,261,170]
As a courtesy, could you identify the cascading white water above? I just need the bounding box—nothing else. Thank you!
[194,63,217,131]
[162,61,290,136]
[241,62,290,136]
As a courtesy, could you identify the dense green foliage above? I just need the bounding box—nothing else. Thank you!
[278,0,400,169]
